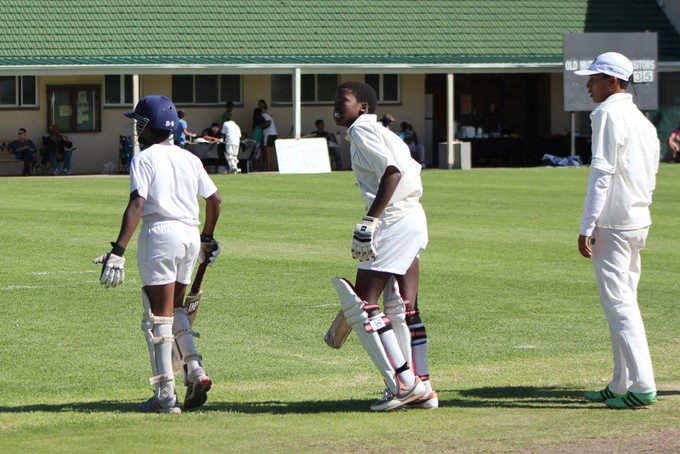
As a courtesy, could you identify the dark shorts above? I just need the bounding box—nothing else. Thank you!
[265,135,278,147]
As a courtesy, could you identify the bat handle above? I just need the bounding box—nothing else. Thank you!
[191,261,209,294]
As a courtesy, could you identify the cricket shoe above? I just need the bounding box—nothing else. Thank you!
[370,377,426,412]
[139,394,181,415]
[584,387,625,403]
[184,368,212,410]
[406,390,439,409]
[605,391,657,409]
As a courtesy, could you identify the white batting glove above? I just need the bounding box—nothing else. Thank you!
[198,235,220,266]
[352,216,379,261]
[93,252,125,288]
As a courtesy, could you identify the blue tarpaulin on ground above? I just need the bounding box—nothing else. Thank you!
[540,154,583,167]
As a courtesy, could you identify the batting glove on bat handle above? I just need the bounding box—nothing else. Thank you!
[351,216,378,261]
[199,238,221,266]
[93,247,125,289]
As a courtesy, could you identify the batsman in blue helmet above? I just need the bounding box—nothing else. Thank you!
[93,95,222,414]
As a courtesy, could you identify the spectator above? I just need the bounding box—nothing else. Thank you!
[198,122,222,144]
[664,121,680,162]
[174,110,196,147]
[309,119,342,170]
[44,124,74,175]
[11,128,37,176]
[258,99,278,171]
[221,101,235,125]
[378,114,395,129]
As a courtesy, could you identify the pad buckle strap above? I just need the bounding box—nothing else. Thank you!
[148,374,175,385]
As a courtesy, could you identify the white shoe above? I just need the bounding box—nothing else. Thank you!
[406,390,439,409]
[370,377,426,412]
[184,368,212,410]
[139,394,181,414]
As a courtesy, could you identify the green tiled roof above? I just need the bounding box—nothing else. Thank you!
[0,0,678,69]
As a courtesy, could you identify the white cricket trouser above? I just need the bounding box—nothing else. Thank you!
[225,143,240,172]
[591,226,656,394]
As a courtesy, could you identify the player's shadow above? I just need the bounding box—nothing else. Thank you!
[449,386,680,410]
[1,389,677,414]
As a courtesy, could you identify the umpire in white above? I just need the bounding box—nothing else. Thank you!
[575,52,660,409]
[94,95,221,414]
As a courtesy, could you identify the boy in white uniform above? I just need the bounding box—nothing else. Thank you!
[221,119,242,173]
[332,81,437,411]
[575,52,660,409]
[94,95,222,414]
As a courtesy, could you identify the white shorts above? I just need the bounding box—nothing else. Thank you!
[137,219,200,286]
[358,204,428,275]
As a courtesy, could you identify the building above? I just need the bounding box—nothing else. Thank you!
[0,0,679,175]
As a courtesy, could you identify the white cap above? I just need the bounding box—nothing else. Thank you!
[574,52,634,80]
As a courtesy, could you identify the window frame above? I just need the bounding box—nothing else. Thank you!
[47,84,102,133]
[171,74,242,105]
[104,75,133,106]
[365,73,400,104]
[271,74,339,105]
[0,75,38,108]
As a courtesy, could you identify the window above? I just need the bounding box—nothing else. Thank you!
[0,76,37,107]
[171,75,241,105]
[272,74,338,104]
[47,85,101,132]
[365,74,400,103]
[104,75,133,105]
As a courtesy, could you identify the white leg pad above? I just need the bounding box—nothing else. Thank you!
[332,277,398,393]
[172,306,203,384]
[141,290,176,400]
[383,277,412,368]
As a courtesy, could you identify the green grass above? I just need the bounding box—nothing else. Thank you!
[1,167,679,453]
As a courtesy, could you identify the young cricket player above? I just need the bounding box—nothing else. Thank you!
[94,95,222,414]
[331,81,437,411]
[575,52,659,409]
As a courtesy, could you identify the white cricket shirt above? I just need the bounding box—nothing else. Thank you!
[130,142,218,226]
[346,114,423,225]
[581,93,659,234]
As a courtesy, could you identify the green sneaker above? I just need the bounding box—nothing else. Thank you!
[584,387,625,403]
[605,391,657,409]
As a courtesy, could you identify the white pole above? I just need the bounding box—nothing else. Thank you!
[132,74,140,156]
[447,73,454,163]
[293,68,301,138]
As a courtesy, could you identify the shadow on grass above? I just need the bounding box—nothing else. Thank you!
[1,389,677,414]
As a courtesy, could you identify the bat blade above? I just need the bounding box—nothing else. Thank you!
[324,309,351,349]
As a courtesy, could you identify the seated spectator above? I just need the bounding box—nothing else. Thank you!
[198,122,222,143]
[44,124,74,175]
[11,128,37,176]
[308,119,342,170]
[665,121,680,162]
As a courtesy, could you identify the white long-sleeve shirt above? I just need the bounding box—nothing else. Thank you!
[580,93,659,236]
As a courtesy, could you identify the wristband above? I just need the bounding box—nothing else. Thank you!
[110,242,125,257]
[200,233,214,242]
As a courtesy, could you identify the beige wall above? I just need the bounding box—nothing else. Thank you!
[0,71,573,176]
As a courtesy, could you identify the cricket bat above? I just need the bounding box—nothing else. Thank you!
[324,308,351,349]
[185,260,209,327]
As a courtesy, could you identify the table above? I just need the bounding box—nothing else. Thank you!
[185,142,227,167]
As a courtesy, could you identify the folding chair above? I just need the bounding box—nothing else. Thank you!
[119,135,134,173]
[238,138,257,173]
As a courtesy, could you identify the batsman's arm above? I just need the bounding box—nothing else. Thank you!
[114,191,145,249]
[201,191,222,239]
[365,165,400,218]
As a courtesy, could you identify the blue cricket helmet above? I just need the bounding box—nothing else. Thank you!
[125,95,179,136]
